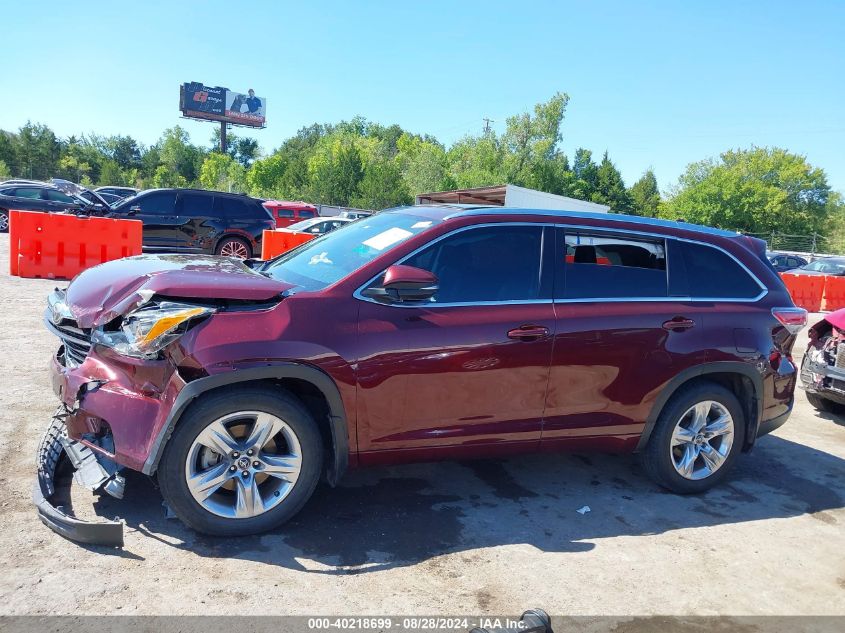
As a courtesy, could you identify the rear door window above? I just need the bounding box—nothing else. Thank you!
[45,190,75,203]
[559,231,667,299]
[299,210,316,219]
[180,193,212,216]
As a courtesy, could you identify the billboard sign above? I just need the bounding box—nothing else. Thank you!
[179,82,266,128]
[225,90,266,126]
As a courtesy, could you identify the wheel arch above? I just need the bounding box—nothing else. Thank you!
[143,363,349,485]
[636,362,763,453]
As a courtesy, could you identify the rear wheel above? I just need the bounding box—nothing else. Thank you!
[158,387,323,536]
[640,381,745,494]
[216,236,251,259]
[0,208,8,233]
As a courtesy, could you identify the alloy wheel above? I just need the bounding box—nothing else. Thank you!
[184,411,303,519]
[219,240,249,259]
[669,400,734,481]
[0,212,8,232]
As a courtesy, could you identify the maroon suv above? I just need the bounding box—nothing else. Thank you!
[35,205,806,545]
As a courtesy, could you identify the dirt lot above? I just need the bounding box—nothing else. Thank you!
[0,232,843,617]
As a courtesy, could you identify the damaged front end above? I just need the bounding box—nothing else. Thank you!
[34,407,124,547]
[800,309,845,406]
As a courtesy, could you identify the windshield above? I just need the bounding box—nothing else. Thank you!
[263,212,440,291]
[287,218,322,231]
[803,259,845,274]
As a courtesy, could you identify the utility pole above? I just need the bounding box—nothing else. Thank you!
[483,118,494,134]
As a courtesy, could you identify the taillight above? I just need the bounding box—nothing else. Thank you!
[772,307,807,334]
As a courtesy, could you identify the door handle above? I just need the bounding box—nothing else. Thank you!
[663,317,695,331]
[507,325,550,340]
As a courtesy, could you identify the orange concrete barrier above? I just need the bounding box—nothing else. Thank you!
[822,275,845,312]
[780,272,825,312]
[9,210,143,280]
[261,230,315,260]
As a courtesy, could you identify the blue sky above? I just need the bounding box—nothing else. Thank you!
[3,0,844,193]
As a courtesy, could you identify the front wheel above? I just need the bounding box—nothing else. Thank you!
[0,208,8,233]
[158,387,323,536]
[640,381,745,494]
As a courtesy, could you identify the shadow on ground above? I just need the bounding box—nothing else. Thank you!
[81,433,844,573]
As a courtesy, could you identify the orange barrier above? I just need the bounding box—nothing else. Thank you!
[822,276,845,312]
[780,272,825,312]
[9,210,143,280]
[261,230,315,260]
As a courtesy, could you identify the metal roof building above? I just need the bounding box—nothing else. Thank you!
[415,184,610,213]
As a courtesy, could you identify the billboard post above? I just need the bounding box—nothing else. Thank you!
[220,121,227,153]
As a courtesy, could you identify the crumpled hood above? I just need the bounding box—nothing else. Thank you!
[65,254,293,328]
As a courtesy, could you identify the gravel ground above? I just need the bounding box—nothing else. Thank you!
[0,233,843,617]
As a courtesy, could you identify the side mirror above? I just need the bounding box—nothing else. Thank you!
[126,205,141,216]
[363,265,438,303]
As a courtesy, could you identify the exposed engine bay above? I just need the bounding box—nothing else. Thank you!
[801,309,845,408]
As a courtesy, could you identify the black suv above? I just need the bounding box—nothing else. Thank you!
[109,189,275,259]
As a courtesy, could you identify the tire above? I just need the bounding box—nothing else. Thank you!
[158,386,323,536]
[215,236,252,259]
[805,391,844,413]
[640,381,745,494]
[0,208,8,233]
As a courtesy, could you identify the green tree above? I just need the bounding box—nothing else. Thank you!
[105,135,142,170]
[16,122,61,180]
[151,165,188,188]
[447,134,502,188]
[396,133,452,195]
[570,148,599,200]
[98,160,126,186]
[351,157,411,209]
[592,151,631,212]
[665,147,831,234]
[628,169,661,217]
[0,159,9,179]
[199,153,246,192]
[307,135,363,205]
[157,126,204,184]
[0,132,17,175]
[502,92,570,188]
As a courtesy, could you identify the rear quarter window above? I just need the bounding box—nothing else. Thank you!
[214,197,264,219]
[669,240,763,299]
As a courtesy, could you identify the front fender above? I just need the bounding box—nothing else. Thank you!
[142,363,349,485]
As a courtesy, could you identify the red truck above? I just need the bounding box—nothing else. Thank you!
[262,200,318,229]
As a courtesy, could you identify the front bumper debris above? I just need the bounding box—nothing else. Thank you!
[801,355,845,405]
[33,409,124,547]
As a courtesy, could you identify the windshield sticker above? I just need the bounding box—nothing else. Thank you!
[362,227,413,251]
[411,221,432,229]
[309,251,333,265]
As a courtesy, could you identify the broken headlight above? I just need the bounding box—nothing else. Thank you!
[91,302,214,359]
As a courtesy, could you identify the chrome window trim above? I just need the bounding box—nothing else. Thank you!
[353,221,768,308]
